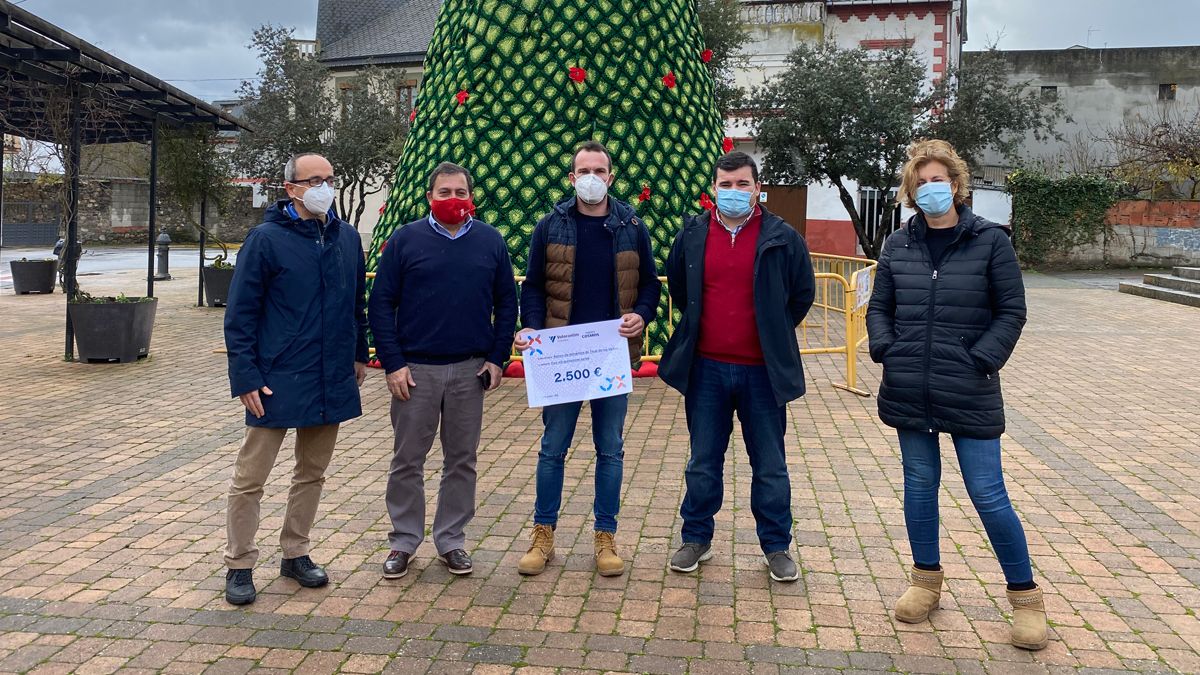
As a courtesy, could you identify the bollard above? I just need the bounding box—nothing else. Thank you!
[154,232,172,281]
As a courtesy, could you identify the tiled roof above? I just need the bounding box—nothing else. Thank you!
[318,0,444,66]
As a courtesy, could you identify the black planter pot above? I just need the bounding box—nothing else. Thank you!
[10,260,57,294]
[202,266,235,307]
[68,297,158,364]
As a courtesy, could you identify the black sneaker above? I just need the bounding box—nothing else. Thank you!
[764,550,800,582]
[383,550,410,580]
[438,549,473,575]
[225,568,256,605]
[669,542,713,573]
[280,555,329,588]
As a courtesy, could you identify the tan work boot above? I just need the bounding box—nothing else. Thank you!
[1007,586,1049,650]
[594,531,625,577]
[517,524,555,575]
[894,566,943,623]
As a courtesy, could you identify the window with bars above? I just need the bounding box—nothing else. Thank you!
[859,187,902,244]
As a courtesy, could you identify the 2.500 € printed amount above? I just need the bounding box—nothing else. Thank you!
[522,319,633,408]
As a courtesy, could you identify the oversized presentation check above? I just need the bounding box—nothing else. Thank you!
[522,319,633,408]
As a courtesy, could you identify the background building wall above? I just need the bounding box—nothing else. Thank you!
[4,177,262,245]
[974,46,1200,170]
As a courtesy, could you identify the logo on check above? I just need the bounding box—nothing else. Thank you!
[599,375,626,392]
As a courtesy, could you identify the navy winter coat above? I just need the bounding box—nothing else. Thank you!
[866,206,1027,439]
[224,200,370,429]
[659,208,816,407]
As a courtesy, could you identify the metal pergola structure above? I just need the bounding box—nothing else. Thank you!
[0,0,250,359]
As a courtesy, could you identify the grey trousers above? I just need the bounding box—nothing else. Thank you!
[386,358,484,554]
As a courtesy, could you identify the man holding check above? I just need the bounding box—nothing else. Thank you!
[514,140,662,577]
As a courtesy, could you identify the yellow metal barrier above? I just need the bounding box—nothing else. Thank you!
[365,253,875,394]
[801,254,877,396]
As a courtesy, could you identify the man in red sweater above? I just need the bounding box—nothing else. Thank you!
[658,152,816,582]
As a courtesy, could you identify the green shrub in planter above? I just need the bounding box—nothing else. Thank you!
[202,259,236,307]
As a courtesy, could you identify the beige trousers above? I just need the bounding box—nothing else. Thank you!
[224,424,339,568]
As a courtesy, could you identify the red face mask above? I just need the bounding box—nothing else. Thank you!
[430,197,475,224]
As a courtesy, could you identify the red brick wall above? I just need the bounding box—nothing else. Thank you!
[806,219,859,257]
[1106,200,1200,228]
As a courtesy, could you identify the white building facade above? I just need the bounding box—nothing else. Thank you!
[730,0,969,254]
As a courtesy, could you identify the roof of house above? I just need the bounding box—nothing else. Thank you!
[318,0,444,68]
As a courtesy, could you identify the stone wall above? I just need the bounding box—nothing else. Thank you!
[3,177,263,245]
[2,180,62,225]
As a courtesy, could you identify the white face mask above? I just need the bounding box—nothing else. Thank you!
[574,173,609,205]
[298,183,335,216]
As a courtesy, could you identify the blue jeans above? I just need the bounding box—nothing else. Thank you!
[680,358,792,554]
[897,429,1033,585]
[534,394,628,533]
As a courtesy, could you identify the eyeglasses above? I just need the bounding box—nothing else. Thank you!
[288,176,338,189]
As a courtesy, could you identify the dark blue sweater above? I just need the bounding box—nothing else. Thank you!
[570,213,616,324]
[368,218,518,373]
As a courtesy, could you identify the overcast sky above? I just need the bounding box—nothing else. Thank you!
[9,0,1199,102]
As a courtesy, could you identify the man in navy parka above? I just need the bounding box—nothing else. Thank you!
[221,153,369,605]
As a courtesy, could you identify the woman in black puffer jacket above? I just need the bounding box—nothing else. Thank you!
[867,140,1046,650]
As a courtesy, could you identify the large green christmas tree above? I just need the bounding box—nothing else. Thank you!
[368,0,727,355]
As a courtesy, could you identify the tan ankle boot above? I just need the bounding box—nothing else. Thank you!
[594,531,625,577]
[517,524,555,575]
[1008,586,1048,650]
[895,566,943,623]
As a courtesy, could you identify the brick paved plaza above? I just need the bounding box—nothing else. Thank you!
[0,267,1198,674]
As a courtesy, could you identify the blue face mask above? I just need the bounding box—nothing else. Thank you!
[716,188,754,218]
[915,182,955,217]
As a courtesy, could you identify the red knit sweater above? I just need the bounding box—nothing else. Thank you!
[697,208,764,365]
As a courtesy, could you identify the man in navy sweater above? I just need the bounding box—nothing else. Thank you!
[513,141,662,577]
[368,162,518,579]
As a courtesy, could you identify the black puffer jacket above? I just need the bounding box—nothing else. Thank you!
[866,206,1026,439]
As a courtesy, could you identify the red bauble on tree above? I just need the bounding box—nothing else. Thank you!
[662,71,677,89]
[699,193,714,210]
[638,186,652,203]
[701,49,713,63]
[409,108,418,122]
[455,89,470,105]
[722,137,734,153]
[568,66,587,83]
